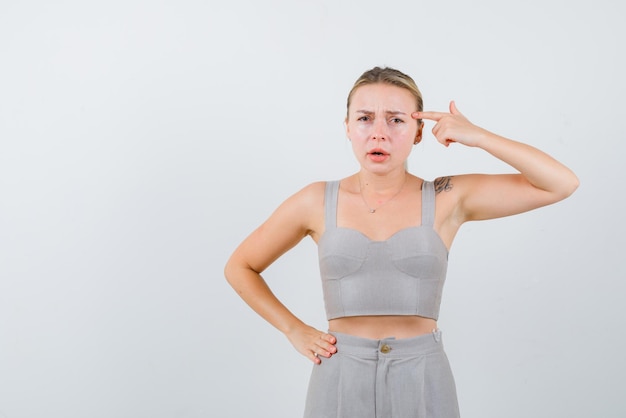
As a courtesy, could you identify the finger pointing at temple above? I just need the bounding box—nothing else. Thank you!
[412,110,446,121]
[413,101,464,121]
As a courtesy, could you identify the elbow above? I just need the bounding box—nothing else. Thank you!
[556,172,580,201]
[565,171,580,197]
[224,256,260,289]
[224,258,237,287]
[569,174,580,195]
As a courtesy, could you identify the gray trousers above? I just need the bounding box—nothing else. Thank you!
[303,330,460,418]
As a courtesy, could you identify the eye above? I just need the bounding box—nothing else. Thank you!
[357,115,371,122]
[390,118,404,124]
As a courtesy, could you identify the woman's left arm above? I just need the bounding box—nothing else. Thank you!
[415,101,579,221]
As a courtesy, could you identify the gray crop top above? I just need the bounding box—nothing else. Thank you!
[318,180,449,320]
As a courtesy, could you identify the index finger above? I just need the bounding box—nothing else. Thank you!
[321,333,336,344]
[412,111,448,121]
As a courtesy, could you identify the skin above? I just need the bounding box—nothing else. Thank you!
[224,83,579,365]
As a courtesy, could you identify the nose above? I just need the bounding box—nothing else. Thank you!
[371,117,387,141]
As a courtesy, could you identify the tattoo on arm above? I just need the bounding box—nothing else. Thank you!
[434,176,453,194]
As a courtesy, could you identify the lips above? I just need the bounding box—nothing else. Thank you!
[368,148,388,156]
[367,148,389,162]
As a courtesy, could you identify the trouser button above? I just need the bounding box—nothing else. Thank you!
[380,344,391,354]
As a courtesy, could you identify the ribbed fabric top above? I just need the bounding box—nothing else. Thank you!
[318,180,449,320]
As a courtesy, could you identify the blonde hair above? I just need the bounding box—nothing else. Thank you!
[346,67,423,124]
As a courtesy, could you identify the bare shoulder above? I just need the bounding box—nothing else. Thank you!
[433,174,484,195]
[269,181,326,238]
[292,181,326,205]
[430,175,474,247]
[433,176,455,194]
[282,181,326,220]
[432,173,492,211]
[228,182,327,274]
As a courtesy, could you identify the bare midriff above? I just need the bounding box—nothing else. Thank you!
[328,315,438,340]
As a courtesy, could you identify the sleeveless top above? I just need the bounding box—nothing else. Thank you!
[318,180,449,320]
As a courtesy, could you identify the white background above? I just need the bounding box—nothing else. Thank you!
[1,1,624,417]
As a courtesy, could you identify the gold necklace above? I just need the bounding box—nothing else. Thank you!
[359,175,407,213]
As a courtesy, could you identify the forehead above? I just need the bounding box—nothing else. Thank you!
[349,83,415,111]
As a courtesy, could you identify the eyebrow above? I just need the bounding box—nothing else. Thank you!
[355,110,408,115]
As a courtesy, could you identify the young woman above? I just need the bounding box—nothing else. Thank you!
[224,67,578,417]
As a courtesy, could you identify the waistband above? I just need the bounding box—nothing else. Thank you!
[331,329,444,359]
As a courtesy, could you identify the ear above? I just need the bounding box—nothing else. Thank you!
[344,117,351,140]
[414,121,424,145]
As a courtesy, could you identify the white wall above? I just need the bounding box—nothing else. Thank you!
[1,1,624,417]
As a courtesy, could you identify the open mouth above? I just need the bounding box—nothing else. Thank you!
[367,149,389,162]
[369,149,388,156]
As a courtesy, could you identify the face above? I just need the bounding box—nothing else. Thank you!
[345,83,423,174]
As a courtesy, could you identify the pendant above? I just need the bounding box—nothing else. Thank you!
[369,209,376,213]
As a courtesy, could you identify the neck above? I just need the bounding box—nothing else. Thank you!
[358,169,408,193]
[356,169,408,213]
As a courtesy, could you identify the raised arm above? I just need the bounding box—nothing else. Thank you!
[224,182,336,364]
[414,101,579,222]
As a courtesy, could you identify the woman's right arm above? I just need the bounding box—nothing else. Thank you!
[224,182,337,364]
